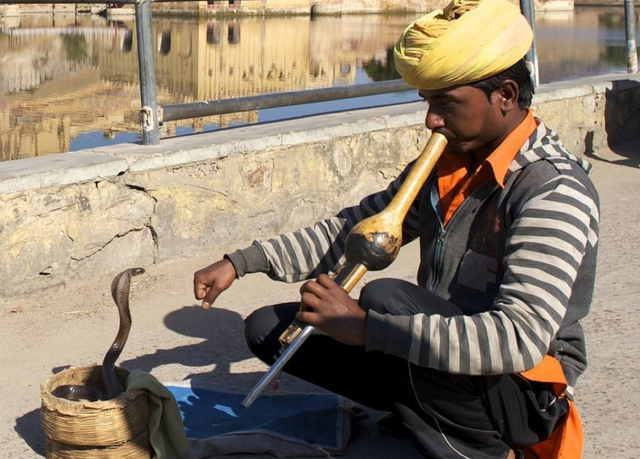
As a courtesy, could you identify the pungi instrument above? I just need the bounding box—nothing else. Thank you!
[242,132,448,408]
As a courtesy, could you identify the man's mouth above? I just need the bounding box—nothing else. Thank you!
[445,140,469,155]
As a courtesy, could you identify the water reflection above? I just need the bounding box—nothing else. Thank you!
[535,8,640,83]
[0,7,638,160]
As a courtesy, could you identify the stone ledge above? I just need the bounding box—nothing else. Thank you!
[0,152,129,195]
[535,73,640,103]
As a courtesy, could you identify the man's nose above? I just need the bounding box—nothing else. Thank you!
[425,109,445,130]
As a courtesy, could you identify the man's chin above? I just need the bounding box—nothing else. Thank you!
[446,143,469,155]
[434,133,473,155]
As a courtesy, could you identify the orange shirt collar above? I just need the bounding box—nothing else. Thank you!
[484,109,538,188]
[437,109,538,189]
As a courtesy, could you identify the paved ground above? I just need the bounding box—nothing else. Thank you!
[1,141,639,459]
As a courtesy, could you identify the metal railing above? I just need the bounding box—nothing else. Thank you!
[4,0,638,145]
[161,81,413,122]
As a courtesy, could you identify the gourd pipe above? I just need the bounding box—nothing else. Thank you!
[242,132,448,408]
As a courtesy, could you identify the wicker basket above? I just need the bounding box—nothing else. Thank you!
[40,365,151,459]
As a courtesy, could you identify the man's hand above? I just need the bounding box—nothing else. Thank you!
[193,259,237,309]
[297,274,366,346]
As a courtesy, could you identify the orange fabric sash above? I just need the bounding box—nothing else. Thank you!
[520,356,583,459]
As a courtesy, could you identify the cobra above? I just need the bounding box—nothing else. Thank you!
[52,268,146,401]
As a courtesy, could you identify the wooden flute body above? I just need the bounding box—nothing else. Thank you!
[241,132,448,408]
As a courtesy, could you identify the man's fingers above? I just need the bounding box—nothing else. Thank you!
[195,285,210,302]
[300,291,322,311]
[299,279,328,298]
[202,285,222,309]
[193,274,206,300]
[194,282,208,301]
[316,274,349,299]
[315,273,337,289]
[296,310,320,327]
[194,259,237,309]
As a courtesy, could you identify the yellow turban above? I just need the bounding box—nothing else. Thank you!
[394,0,533,90]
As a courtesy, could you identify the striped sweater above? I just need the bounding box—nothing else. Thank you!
[227,120,600,390]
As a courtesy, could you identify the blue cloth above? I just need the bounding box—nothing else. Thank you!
[167,379,357,458]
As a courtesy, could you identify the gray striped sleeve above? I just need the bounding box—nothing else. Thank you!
[255,163,416,283]
[367,173,599,375]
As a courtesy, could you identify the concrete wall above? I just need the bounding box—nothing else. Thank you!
[0,74,638,299]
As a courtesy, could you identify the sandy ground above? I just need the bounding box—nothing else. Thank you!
[1,141,639,459]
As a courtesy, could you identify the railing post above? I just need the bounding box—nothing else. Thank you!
[135,0,160,145]
[520,0,539,87]
[624,0,638,73]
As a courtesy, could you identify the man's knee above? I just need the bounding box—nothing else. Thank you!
[244,307,270,357]
[360,278,463,318]
[244,303,298,365]
[359,278,415,315]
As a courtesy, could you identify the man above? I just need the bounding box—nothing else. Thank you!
[193,0,599,457]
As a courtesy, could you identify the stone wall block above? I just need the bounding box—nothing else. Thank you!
[236,155,275,200]
[267,126,428,233]
[0,193,74,296]
[0,180,155,297]
[66,180,156,261]
[347,126,423,187]
[69,227,155,282]
[270,143,334,198]
[330,140,354,179]
[265,144,337,232]
[142,152,280,261]
[536,96,597,155]
[150,185,229,261]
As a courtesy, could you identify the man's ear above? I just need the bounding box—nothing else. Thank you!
[495,80,519,114]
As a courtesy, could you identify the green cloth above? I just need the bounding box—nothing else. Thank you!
[126,369,188,459]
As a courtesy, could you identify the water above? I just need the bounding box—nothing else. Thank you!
[0,7,638,161]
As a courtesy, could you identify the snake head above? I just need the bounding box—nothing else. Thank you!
[110,267,146,305]
[130,267,146,277]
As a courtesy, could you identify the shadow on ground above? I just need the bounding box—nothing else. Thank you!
[15,408,45,457]
[593,79,640,167]
[585,136,640,168]
[13,305,259,457]
[121,305,262,388]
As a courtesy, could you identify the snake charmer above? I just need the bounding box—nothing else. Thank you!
[193,0,600,457]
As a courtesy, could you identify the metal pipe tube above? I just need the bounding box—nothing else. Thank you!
[519,0,539,87]
[135,0,160,145]
[243,133,448,409]
[624,0,638,73]
[161,80,413,123]
[241,325,316,408]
